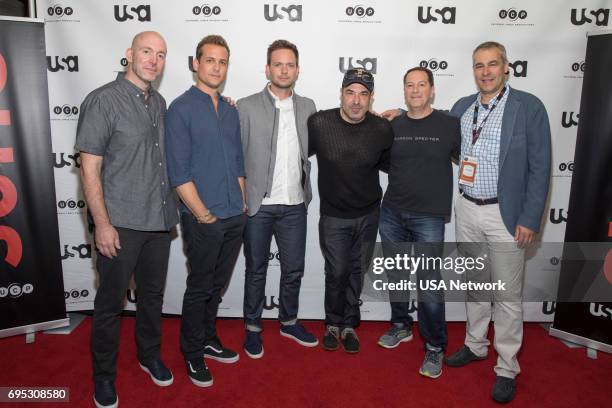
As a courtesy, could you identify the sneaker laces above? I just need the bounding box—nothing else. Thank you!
[425,350,440,365]
[326,326,340,338]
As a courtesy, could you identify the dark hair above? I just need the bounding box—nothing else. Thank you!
[196,35,230,61]
[267,39,299,65]
[403,67,434,86]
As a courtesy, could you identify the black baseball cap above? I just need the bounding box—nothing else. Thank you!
[342,68,374,92]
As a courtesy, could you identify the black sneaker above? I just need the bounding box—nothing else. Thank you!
[185,358,213,388]
[139,359,174,386]
[204,336,239,363]
[322,325,340,351]
[93,380,118,408]
[492,376,516,403]
[341,328,360,353]
[445,345,487,367]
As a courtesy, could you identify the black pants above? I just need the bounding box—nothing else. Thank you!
[180,213,246,360]
[319,209,379,328]
[91,228,171,381]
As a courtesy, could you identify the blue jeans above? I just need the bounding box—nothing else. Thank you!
[243,204,307,331]
[378,205,447,350]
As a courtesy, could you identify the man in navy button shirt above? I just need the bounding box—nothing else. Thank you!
[165,35,247,388]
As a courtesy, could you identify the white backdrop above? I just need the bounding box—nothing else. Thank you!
[39,0,609,321]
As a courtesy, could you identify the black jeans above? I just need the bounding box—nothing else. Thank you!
[180,213,246,360]
[243,204,307,331]
[92,227,171,381]
[319,209,379,328]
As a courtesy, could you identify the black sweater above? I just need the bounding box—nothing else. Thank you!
[308,109,393,218]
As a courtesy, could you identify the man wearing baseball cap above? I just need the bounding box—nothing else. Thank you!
[307,68,393,353]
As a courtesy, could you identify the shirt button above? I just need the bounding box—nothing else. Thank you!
[163,200,166,205]
[155,143,159,147]
[159,162,162,166]
[161,181,165,185]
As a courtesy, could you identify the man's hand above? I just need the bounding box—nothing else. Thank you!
[95,223,121,258]
[514,225,536,248]
[222,95,237,107]
[381,108,402,121]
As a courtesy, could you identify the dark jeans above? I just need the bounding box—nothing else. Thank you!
[379,205,447,350]
[243,203,307,331]
[180,213,246,360]
[91,227,171,381]
[319,209,379,328]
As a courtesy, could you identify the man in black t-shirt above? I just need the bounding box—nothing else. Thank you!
[308,69,393,353]
[377,67,460,379]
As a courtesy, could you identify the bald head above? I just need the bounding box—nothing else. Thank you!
[131,31,166,52]
[125,31,167,90]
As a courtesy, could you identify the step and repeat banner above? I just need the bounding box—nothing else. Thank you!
[38,0,610,321]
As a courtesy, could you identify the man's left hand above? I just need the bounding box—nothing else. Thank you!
[514,225,536,248]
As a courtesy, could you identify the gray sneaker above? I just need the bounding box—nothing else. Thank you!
[419,345,444,379]
[377,325,413,349]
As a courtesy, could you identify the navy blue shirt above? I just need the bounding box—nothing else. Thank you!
[165,86,245,219]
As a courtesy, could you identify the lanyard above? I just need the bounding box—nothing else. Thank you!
[471,86,506,146]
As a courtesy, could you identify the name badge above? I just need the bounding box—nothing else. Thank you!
[459,155,477,187]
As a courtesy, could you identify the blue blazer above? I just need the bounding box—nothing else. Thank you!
[450,87,552,234]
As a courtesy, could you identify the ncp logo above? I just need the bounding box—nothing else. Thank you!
[508,60,528,78]
[61,243,92,260]
[192,4,221,16]
[570,8,610,26]
[571,60,585,73]
[57,198,86,214]
[417,6,456,24]
[53,152,81,169]
[52,105,79,120]
[47,4,74,17]
[561,111,579,128]
[549,208,568,224]
[47,56,79,72]
[419,58,448,72]
[557,161,574,174]
[345,5,375,18]
[264,4,302,21]
[499,8,527,21]
[114,4,151,22]
[339,57,377,74]
[0,283,34,298]
[64,288,90,301]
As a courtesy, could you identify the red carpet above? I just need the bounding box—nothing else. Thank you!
[1,317,610,407]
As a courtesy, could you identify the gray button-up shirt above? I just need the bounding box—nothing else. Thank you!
[75,73,179,231]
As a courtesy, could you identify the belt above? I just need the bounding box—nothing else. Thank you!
[460,189,498,206]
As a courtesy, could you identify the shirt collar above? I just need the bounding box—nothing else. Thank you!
[267,84,293,107]
[477,83,510,110]
[116,72,155,99]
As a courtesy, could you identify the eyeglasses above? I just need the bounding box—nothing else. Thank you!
[344,68,374,84]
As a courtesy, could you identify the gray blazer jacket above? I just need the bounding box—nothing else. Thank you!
[237,87,316,216]
[450,87,552,234]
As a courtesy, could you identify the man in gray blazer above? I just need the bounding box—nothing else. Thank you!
[445,41,551,404]
[237,40,317,359]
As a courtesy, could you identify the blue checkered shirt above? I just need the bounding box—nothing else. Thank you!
[459,84,509,199]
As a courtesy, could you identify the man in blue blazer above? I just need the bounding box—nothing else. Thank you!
[445,41,551,404]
